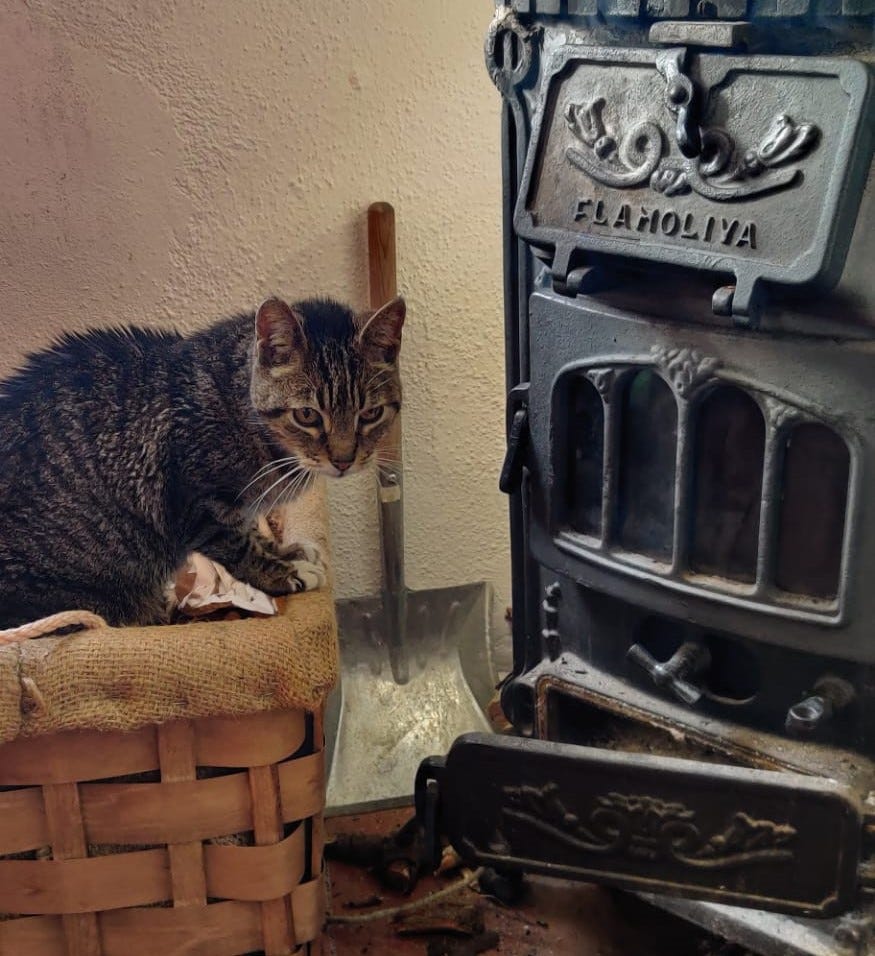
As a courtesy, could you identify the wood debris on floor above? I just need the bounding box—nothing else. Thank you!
[324,807,731,956]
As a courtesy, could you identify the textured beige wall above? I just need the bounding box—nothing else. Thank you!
[0,1,510,635]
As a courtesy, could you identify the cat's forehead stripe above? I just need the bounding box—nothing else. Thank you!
[310,340,361,412]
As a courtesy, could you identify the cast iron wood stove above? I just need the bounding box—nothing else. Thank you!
[416,3,875,954]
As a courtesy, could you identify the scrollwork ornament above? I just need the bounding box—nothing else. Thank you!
[496,785,797,870]
[565,99,664,189]
[586,367,616,401]
[650,114,820,203]
[650,347,721,398]
[562,73,819,204]
[763,397,803,432]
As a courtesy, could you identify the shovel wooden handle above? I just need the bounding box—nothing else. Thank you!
[368,202,397,307]
[367,200,403,487]
[367,201,407,683]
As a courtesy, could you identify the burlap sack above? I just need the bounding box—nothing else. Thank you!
[0,480,338,744]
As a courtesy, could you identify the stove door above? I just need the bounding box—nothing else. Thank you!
[419,733,862,918]
[523,291,875,663]
[515,45,872,324]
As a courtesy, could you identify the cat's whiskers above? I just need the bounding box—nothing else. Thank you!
[237,456,301,498]
[376,440,401,454]
[251,456,301,480]
[363,366,393,384]
[245,455,299,481]
[266,467,314,516]
[273,468,314,513]
[363,380,392,396]
[363,367,397,391]
[247,463,310,516]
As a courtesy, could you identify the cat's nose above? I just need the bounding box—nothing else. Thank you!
[333,460,353,474]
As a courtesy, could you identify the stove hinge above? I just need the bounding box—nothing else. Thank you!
[499,382,530,495]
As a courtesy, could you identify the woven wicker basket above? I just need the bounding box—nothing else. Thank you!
[0,707,326,955]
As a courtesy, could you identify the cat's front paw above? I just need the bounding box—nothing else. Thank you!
[284,557,327,593]
[279,539,327,593]
[280,539,323,566]
[245,539,327,595]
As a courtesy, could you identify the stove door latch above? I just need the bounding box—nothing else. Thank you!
[499,384,530,495]
[656,48,702,160]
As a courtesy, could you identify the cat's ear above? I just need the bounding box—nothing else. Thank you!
[357,296,405,360]
[255,297,306,367]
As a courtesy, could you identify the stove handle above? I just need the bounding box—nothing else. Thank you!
[626,640,711,707]
[499,383,530,495]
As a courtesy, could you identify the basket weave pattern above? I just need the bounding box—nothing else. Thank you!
[0,708,325,955]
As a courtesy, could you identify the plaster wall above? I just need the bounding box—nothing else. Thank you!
[0,1,510,637]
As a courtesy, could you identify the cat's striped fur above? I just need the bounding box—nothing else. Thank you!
[0,295,404,626]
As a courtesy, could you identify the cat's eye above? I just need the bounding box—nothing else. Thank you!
[292,407,321,428]
[359,406,384,425]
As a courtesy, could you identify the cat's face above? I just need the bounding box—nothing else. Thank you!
[250,295,404,479]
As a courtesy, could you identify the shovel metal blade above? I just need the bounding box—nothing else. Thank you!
[325,582,494,814]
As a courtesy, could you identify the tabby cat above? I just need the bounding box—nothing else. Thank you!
[0,295,405,626]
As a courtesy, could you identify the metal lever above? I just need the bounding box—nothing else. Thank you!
[500,404,529,494]
[627,641,711,707]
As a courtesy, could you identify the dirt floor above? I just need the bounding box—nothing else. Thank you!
[324,808,735,956]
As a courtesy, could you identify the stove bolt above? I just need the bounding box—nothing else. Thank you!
[785,676,855,737]
[785,696,830,734]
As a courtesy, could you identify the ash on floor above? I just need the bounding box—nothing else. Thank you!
[324,808,736,956]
